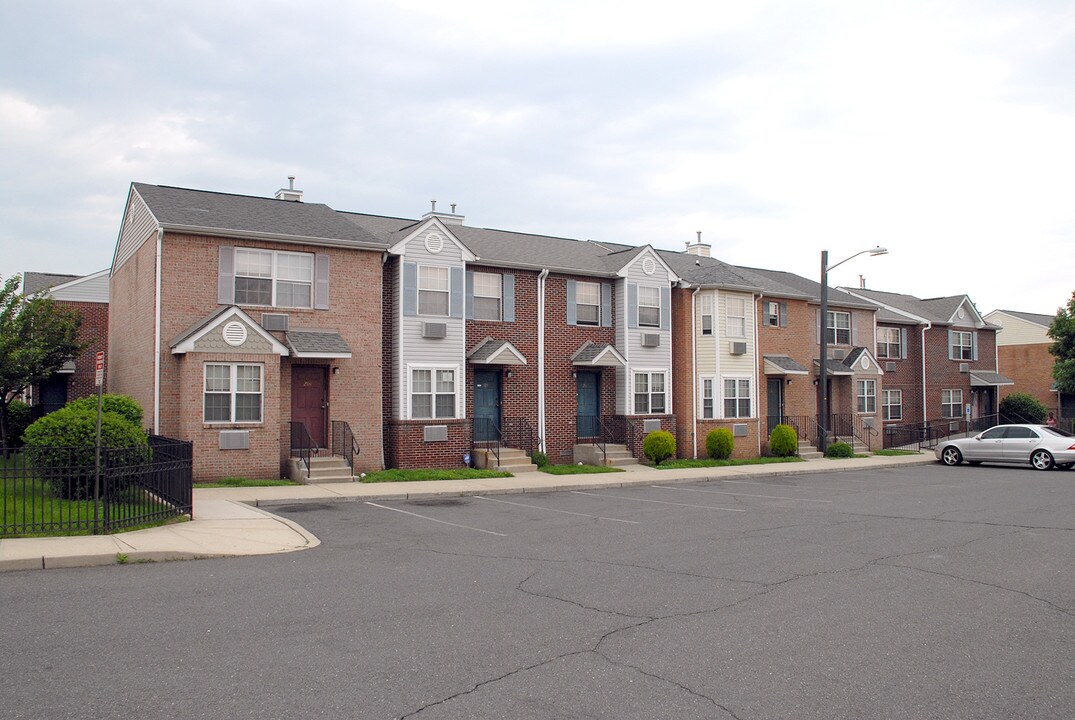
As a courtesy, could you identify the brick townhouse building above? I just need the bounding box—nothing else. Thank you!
[984,309,1067,417]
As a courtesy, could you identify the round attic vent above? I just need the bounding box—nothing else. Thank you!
[223,321,248,347]
[641,256,656,275]
[957,307,966,319]
[425,232,444,254]
[860,355,870,370]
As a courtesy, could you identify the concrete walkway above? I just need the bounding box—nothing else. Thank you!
[0,453,934,572]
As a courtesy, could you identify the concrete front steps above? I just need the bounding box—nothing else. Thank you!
[798,438,873,459]
[287,454,356,483]
[474,447,538,473]
[573,443,640,468]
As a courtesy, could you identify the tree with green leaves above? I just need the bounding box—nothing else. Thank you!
[0,274,83,451]
[1048,291,1075,396]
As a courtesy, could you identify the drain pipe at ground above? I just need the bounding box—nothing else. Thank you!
[537,268,549,453]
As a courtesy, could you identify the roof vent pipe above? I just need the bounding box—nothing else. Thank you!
[274,176,303,202]
[686,230,711,258]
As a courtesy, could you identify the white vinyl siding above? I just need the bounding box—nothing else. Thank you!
[204,363,262,424]
[113,189,158,272]
[617,253,673,416]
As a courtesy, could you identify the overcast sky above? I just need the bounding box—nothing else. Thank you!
[2,1,1072,315]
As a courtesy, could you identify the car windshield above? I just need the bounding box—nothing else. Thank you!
[1041,426,1074,438]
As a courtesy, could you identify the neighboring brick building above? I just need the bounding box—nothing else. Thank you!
[984,309,1062,416]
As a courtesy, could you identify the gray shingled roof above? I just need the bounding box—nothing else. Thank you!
[134,183,387,248]
[466,338,527,364]
[22,272,80,295]
[169,305,233,347]
[996,309,1055,328]
[849,288,979,325]
[571,342,626,366]
[285,330,352,357]
[762,355,809,374]
[735,266,875,308]
[970,371,1014,386]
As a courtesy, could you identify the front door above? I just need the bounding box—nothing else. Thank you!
[576,371,600,438]
[291,366,327,448]
[39,375,68,415]
[474,371,501,441]
[767,377,785,431]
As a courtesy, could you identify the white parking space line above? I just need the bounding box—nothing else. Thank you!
[475,495,639,523]
[571,490,745,512]
[716,479,836,491]
[651,485,833,503]
[364,502,507,536]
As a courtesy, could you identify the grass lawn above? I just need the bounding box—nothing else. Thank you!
[871,449,921,456]
[196,477,300,488]
[539,464,625,475]
[654,456,806,470]
[360,468,512,483]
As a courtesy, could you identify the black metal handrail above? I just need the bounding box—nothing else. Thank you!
[829,413,879,451]
[288,421,315,480]
[330,420,360,472]
[473,417,501,467]
[576,414,608,464]
[501,417,535,458]
[767,415,822,453]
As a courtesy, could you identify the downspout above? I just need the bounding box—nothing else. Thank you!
[753,292,761,456]
[380,251,389,469]
[153,227,163,434]
[920,321,931,423]
[691,286,700,459]
[537,269,549,453]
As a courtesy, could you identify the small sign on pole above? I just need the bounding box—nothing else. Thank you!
[95,351,105,387]
[94,352,105,532]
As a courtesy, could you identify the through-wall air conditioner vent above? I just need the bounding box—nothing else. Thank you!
[959,362,969,373]
[643,419,662,433]
[730,341,747,355]
[831,348,848,360]
[423,322,447,339]
[641,333,660,348]
[423,425,448,442]
[885,362,897,372]
[219,430,250,450]
[733,423,748,437]
[261,313,289,332]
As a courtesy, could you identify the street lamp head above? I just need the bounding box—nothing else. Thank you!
[869,246,888,256]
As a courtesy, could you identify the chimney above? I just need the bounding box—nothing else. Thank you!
[685,230,711,257]
[422,198,465,225]
[274,175,303,202]
[859,274,866,289]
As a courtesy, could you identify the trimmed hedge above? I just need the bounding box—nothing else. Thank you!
[825,441,854,458]
[998,392,1047,424]
[769,424,798,457]
[65,394,144,429]
[643,430,676,464]
[705,428,734,460]
[4,399,32,448]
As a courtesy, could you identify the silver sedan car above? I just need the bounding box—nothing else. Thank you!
[936,424,1075,470]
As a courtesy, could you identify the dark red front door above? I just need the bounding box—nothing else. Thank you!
[292,366,327,448]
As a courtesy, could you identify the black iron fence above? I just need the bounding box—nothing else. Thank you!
[881,412,1024,452]
[1,435,193,537]
[330,420,360,472]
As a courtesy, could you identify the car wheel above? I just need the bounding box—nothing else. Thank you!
[1030,449,1054,471]
[1056,462,1073,470]
[941,446,962,466]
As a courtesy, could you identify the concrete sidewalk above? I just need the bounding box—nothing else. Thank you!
[0,453,934,573]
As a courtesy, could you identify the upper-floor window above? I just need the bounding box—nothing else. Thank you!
[471,272,502,321]
[634,372,666,414]
[765,301,782,327]
[942,388,963,418]
[876,327,902,358]
[701,294,714,335]
[234,249,313,308]
[724,377,751,418]
[950,330,974,360]
[638,286,661,328]
[727,297,746,337]
[576,281,601,326]
[857,379,876,413]
[204,363,263,424]
[826,311,851,345]
[418,266,450,317]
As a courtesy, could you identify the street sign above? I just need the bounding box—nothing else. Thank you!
[95,351,105,387]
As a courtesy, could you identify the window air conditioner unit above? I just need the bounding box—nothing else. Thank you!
[730,341,747,355]
[733,423,748,437]
[219,430,250,450]
[885,362,897,372]
[831,348,848,360]
[423,322,447,339]
[641,333,660,348]
[643,419,662,432]
[261,313,289,331]
[423,425,448,442]
[958,362,969,373]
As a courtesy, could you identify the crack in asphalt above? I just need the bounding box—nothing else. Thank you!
[833,510,1075,531]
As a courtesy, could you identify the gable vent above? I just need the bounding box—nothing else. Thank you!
[222,322,248,347]
[424,232,444,254]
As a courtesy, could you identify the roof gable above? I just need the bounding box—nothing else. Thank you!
[170,306,289,355]
[387,217,477,261]
[614,245,681,283]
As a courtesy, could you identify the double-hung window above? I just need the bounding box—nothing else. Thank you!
[827,311,851,345]
[857,379,877,413]
[637,286,661,328]
[472,272,502,321]
[575,281,601,326]
[882,389,902,421]
[876,327,902,358]
[411,368,456,419]
[234,249,313,308]
[941,389,963,418]
[724,378,751,418]
[701,377,714,419]
[633,372,666,414]
[950,331,973,360]
[701,294,714,335]
[727,297,746,337]
[204,363,263,423]
[766,301,781,327]
[418,266,450,317]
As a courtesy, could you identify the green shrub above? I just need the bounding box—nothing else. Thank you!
[769,424,798,457]
[643,430,676,464]
[531,450,549,467]
[65,394,144,429]
[998,392,1047,424]
[825,441,854,458]
[23,406,149,499]
[4,399,32,448]
[705,428,734,459]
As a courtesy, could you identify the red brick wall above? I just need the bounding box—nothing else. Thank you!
[385,419,471,469]
[876,322,923,425]
[696,420,760,460]
[53,299,109,402]
[998,344,1057,414]
[921,326,998,421]
[671,288,697,457]
[109,235,158,426]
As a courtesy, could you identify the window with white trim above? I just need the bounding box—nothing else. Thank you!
[701,294,714,336]
[576,281,600,326]
[234,248,313,308]
[204,363,262,423]
[411,368,456,419]
[827,311,851,345]
[418,266,450,317]
[882,389,902,421]
[727,297,746,337]
[638,286,661,328]
[950,331,973,360]
[701,377,714,419]
[857,379,876,413]
[472,272,502,321]
[633,372,666,414]
[942,388,963,418]
[723,378,751,418]
[766,301,781,327]
[876,327,902,358]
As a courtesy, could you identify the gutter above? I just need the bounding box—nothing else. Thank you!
[158,224,389,252]
[537,269,549,453]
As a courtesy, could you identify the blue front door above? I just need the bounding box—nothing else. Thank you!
[576,371,600,438]
[474,371,501,441]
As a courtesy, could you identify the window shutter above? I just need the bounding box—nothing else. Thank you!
[502,274,515,323]
[851,314,858,346]
[218,246,235,305]
[628,283,638,329]
[947,329,954,360]
[779,302,787,327]
[816,308,821,344]
[971,331,978,361]
[314,253,330,310]
[900,327,908,359]
[465,271,474,320]
[566,279,577,325]
[449,266,464,319]
[600,283,612,327]
[660,286,671,331]
[402,262,418,317]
